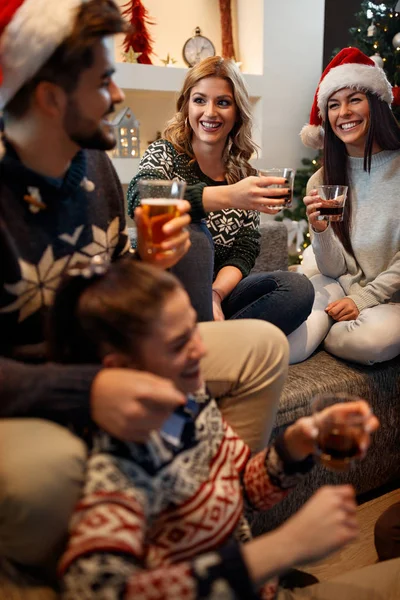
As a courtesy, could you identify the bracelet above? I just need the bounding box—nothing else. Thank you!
[212,288,224,303]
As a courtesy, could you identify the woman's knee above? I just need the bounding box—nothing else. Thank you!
[0,419,87,566]
[325,319,397,365]
[375,502,400,561]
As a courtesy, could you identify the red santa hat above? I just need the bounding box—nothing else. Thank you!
[300,47,394,150]
[0,0,86,111]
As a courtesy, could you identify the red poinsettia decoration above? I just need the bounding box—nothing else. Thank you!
[122,0,155,65]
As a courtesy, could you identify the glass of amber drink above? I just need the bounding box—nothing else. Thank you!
[138,179,186,254]
[311,392,372,472]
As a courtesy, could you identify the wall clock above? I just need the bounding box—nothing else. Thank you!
[183,27,216,67]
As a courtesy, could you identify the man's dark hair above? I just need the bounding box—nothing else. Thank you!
[4,0,126,120]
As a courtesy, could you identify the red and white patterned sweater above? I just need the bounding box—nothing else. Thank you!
[59,394,312,599]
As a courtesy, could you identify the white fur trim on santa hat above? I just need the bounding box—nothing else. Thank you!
[300,124,324,150]
[0,0,86,110]
[317,63,393,118]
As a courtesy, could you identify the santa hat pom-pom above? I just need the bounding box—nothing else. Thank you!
[300,124,324,150]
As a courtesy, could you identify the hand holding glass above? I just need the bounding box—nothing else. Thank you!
[316,185,348,222]
[138,179,187,254]
[258,168,295,211]
[311,393,378,472]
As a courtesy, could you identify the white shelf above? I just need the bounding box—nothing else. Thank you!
[114,62,263,97]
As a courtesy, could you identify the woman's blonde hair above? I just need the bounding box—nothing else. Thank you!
[163,56,257,183]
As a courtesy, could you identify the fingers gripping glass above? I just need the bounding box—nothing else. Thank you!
[258,168,296,211]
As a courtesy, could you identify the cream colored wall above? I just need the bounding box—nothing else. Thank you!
[115,0,222,68]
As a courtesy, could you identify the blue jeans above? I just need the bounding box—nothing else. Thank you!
[222,271,315,336]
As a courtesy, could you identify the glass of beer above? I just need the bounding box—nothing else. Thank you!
[316,185,348,222]
[138,179,186,254]
[258,168,296,211]
[311,392,372,472]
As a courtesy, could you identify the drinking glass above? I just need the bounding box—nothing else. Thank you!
[138,179,186,254]
[311,392,372,472]
[258,168,295,210]
[316,185,348,222]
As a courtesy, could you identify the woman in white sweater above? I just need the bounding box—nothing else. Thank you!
[289,47,400,365]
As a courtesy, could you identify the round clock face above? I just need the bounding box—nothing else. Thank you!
[183,35,215,67]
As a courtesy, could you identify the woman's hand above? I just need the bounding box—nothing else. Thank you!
[283,399,379,462]
[212,290,225,321]
[135,200,191,270]
[326,297,359,321]
[303,189,328,232]
[229,176,289,214]
[280,485,359,565]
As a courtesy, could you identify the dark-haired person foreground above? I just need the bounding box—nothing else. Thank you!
[0,0,288,573]
[289,48,400,364]
[48,257,400,600]
[128,57,314,331]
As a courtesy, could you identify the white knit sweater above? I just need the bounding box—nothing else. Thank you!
[307,150,400,312]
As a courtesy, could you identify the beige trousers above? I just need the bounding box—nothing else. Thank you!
[0,319,288,567]
[278,558,400,600]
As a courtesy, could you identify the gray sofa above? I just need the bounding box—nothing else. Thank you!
[251,221,400,535]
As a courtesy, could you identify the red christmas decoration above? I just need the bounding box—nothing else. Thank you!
[219,0,236,60]
[392,86,400,107]
[122,0,155,65]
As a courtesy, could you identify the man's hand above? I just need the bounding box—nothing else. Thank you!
[91,369,186,442]
[326,297,359,321]
[135,200,191,270]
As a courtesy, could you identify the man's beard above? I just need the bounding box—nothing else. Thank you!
[64,99,116,151]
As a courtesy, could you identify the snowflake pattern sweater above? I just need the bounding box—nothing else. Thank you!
[0,139,129,425]
[59,391,314,600]
[127,139,261,279]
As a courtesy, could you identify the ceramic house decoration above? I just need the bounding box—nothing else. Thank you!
[112,107,140,158]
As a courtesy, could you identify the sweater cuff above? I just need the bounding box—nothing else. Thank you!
[347,292,379,312]
[218,257,252,279]
[186,183,208,222]
[273,433,315,475]
[0,359,100,430]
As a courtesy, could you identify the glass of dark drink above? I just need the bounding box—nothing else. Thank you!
[138,179,186,254]
[311,392,372,472]
[258,168,295,211]
[316,185,348,222]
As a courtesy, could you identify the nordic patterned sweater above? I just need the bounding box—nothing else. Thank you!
[127,139,261,279]
[307,150,400,312]
[0,139,129,427]
[59,390,314,600]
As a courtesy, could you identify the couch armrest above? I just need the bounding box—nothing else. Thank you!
[252,221,288,273]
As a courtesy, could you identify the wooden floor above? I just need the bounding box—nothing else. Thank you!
[301,487,400,580]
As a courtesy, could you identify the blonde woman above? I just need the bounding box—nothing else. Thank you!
[128,57,314,332]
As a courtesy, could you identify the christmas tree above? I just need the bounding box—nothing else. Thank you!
[347,0,400,120]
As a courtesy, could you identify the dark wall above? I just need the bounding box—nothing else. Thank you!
[323,0,362,68]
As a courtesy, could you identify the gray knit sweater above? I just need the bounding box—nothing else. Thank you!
[307,150,400,312]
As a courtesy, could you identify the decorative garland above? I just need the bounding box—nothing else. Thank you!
[219,0,236,60]
[122,0,155,65]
